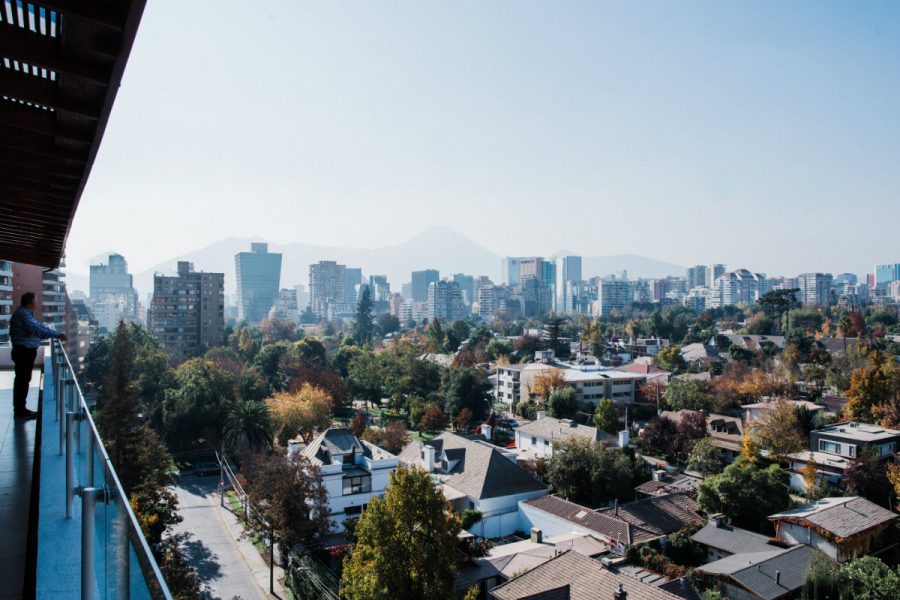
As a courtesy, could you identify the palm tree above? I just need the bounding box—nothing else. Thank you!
[223,400,274,453]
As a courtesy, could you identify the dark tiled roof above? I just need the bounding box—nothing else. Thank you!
[698,546,817,600]
[524,493,700,545]
[769,496,897,540]
[397,432,547,500]
[658,578,703,600]
[301,427,370,465]
[691,522,775,555]
[490,550,682,600]
[635,474,702,497]
[599,494,700,538]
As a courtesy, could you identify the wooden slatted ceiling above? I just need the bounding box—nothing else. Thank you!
[0,0,146,267]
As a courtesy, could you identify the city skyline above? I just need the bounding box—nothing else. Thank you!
[62,1,900,279]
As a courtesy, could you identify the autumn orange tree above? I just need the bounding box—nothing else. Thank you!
[748,398,806,462]
[531,368,567,401]
[267,383,334,444]
[846,351,900,425]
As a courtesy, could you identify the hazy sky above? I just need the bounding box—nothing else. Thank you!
[66,1,900,277]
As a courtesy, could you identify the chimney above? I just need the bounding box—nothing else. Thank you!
[422,444,436,472]
[614,499,619,515]
[613,582,627,600]
[710,513,727,528]
[536,411,547,421]
[652,469,666,482]
[482,424,492,441]
[776,571,781,586]
[531,528,543,544]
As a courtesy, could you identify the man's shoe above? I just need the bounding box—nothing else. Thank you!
[14,409,38,419]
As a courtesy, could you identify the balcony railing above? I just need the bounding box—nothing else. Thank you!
[48,339,172,599]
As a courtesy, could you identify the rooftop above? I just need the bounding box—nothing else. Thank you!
[516,416,613,445]
[697,545,816,600]
[397,432,547,500]
[691,520,776,555]
[489,549,683,600]
[813,422,900,442]
[768,496,897,540]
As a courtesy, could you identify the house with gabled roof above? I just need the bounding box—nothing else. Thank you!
[768,496,897,562]
[397,431,547,538]
[518,493,701,554]
[489,549,686,600]
[696,545,817,600]
[299,427,398,533]
[515,414,615,458]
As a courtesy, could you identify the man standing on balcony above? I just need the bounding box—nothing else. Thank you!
[9,292,66,419]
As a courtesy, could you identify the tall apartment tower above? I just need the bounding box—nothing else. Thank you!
[12,261,67,332]
[452,273,475,306]
[874,263,900,292]
[555,256,582,313]
[706,264,726,288]
[235,243,282,323]
[427,280,466,323]
[149,261,224,363]
[686,265,707,289]
[309,261,347,318]
[0,260,12,344]
[798,273,834,307]
[89,253,139,331]
[597,279,631,316]
[411,269,439,303]
[345,268,363,306]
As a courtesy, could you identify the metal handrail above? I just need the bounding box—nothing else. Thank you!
[52,339,174,600]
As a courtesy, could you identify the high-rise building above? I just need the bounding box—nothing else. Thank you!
[597,279,631,316]
[874,263,900,292]
[345,267,363,306]
[798,273,834,307]
[235,242,282,323]
[369,275,391,301]
[427,281,466,322]
[452,273,475,306]
[268,288,300,323]
[149,261,224,363]
[309,261,347,318]
[411,269,439,303]
[13,261,67,333]
[686,265,707,290]
[89,253,139,332]
[504,257,521,288]
[706,264,726,288]
[555,256,582,313]
[0,260,12,345]
[295,284,310,312]
[710,269,765,307]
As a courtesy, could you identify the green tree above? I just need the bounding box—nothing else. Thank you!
[756,288,800,335]
[593,399,619,434]
[697,457,790,531]
[442,367,492,422]
[686,437,726,477]
[655,345,684,373]
[545,438,642,506]
[347,351,384,408]
[352,287,376,346]
[342,468,461,600]
[163,358,236,450]
[377,313,401,336]
[484,338,513,361]
[547,387,578,419]
[665,379,712,412]
[223,400,274,453]
[545,316,569,358]
[802,554,900,600]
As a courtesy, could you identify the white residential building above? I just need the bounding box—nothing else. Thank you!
[597,279,631,316]
[515,415,614,458]
[300,428,398,533]
[397,432,547,539]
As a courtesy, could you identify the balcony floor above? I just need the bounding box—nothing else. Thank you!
[0,368,41,600]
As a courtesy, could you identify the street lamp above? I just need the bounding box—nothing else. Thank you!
[198,437,225,507]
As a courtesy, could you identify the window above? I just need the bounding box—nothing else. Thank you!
[344,505,362,516]
[849,445,855,458]
[342,475,372,495]
[879,442,895,458]
[819,440,841,454]
[532,437,537,445]
[544,439,550,446]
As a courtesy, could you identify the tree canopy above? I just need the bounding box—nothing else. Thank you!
[697,457,790,531]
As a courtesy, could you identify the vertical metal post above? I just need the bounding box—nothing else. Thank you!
[81,488,98,600]
[113,494,131,600]
[270,530,275,595]
[59,371,68,455]
[219,451,225,507]
[86,428,95,488]
[66,411,76,519]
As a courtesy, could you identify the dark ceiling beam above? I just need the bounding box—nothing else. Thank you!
[37,1,127,30]
[0,181,76,202]
[0,102,94,143]
[0,161,81,186]
[0,69,101,119]
[0,26,112,85]
[0,150,86,176]
[0,131,90,164]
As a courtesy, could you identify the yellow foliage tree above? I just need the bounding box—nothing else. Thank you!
[532,368,567,401]
[888,463,900,510]
[802,453,818,490]
[740,431,761,464]
[267,383,333,444]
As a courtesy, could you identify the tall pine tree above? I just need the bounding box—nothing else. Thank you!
[352,286,375,346]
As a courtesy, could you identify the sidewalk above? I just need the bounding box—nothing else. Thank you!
[215,492,287,599]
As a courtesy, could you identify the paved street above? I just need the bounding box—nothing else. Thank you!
[170,475,270,600]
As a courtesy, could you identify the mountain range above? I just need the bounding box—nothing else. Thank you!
[66,226,685,298]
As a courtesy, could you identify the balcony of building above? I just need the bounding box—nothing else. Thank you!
[1,0,168,597]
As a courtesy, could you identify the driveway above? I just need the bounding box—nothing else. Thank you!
[170,475,269,600]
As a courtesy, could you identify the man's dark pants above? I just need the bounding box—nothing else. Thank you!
[11,346,38,414]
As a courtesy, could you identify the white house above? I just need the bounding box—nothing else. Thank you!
[514,415,615,459]
[397,432,547,539]
[300,428,398,533]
